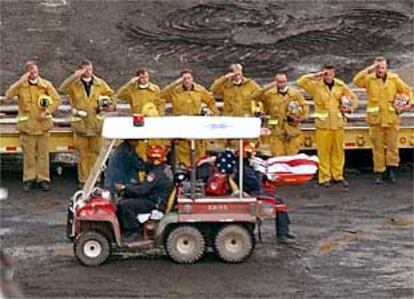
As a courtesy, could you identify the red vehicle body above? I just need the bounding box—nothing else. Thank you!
[66,116,278,266]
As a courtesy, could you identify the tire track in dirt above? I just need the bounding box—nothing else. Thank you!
[117,3,411,82]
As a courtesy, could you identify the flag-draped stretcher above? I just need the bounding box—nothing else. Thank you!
[250,154,319,185]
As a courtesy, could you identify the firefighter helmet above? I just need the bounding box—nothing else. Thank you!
[340,95,352,110]
[236,141,257,158]
[250,100,264,117]
[394,93,409,110]
[146,144,167,164]
[38,95,53,109]
[142,102,159,117]
[286,100,300,116]
[97,95,111,108]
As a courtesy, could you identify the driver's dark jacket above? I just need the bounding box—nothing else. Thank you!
[124,163,174,210]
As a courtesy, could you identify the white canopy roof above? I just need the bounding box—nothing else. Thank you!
[102,116,261,140]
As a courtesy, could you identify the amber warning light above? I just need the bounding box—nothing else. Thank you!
[133,114,144,127]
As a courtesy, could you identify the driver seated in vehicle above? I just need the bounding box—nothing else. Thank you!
[104,139,146,194]
[233,141,296,244]
[115,144,174,242]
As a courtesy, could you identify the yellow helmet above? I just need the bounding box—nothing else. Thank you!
[38,95,53,109]
[97,95,111,108]
[250,100,264,116]
[142,102,159,117]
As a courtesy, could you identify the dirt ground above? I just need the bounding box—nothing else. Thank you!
[1,0,413,91]
[1,161,413,298]
[1,0,414,298]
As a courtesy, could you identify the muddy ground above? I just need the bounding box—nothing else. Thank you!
[1,160,413,298]
[1,0,413,91]
[1,0,414,298]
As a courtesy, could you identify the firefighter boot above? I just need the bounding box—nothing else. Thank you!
[374,172,385,184]
[387,166,397,184]
[39,180,51,192]
[23,180,35,192]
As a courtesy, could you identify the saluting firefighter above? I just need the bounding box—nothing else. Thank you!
[5,61,61,192]
[115,68,168,160]
[353,57,413,184]
[59,59,114,187]
[161,69,219,166]
[297,65,359,189]
[253,72,309,156]
[114,68,165,115]
[210,63,261,117]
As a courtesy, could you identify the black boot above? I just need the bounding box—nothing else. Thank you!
[122,230,139,243]
[374,172,385,184]
[387,166,397,184]
[38,180,51,191]
[23,180,35,192]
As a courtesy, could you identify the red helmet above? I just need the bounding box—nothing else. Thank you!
[146,144,167,163]
[236,141,257,158]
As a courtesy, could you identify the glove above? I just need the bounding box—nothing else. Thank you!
[72,108,87,118]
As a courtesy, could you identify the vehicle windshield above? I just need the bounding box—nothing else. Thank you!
[81,139,117,200]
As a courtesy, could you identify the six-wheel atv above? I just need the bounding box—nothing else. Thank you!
[67,116,278,266]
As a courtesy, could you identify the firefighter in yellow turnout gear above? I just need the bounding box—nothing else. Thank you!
[297,65,358,188]
[59,60,114,185]
[210,64,261,150]
[114,68,164,115]
[253,73,309,156]
[161,69,218,166]
[353,57,413,184]
[5,61,62,191]
[210,63,261,116]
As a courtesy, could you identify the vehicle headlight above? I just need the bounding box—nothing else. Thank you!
[101,189,112,201]
[92,187,112,201]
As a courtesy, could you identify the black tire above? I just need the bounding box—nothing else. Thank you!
[74,231,111,266]
[214,225,255,263]
[165,226,206,264]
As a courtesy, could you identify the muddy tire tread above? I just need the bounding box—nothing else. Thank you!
[165,225,205,264]
[214,224,255,263]
[74,230,111,267]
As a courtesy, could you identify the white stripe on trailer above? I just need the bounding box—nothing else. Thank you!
[0,146,22,153]
[56,146,76,151]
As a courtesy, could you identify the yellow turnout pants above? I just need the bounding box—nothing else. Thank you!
[20,133,50,182]
[175,140,206,167]
[315,129,345,184]
[369,125,399,172]
[74,135,102,183]
[270,135,302,156]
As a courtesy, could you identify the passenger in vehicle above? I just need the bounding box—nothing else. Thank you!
[234,141,296,244]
